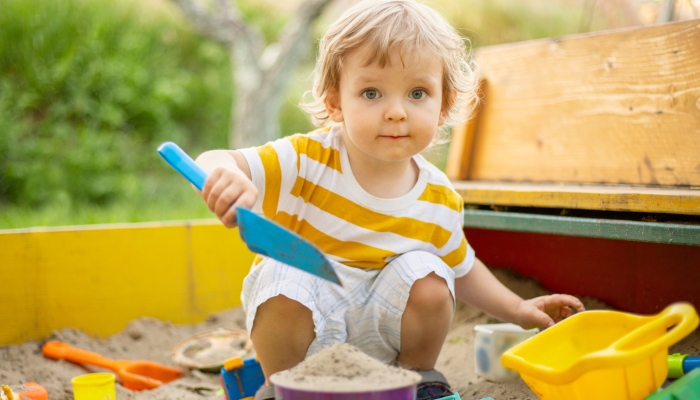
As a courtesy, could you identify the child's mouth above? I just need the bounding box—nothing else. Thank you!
[381,135,408,140]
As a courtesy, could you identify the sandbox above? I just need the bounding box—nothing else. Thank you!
[1,269,698,400]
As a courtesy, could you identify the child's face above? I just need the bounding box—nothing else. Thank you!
[325,45,447,166]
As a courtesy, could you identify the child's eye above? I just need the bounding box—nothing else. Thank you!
[362,89,379,100]
[410,89,426,100]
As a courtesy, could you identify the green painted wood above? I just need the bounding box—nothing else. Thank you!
[463,209,700,246]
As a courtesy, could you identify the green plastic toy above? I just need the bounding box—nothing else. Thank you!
[668,353,700,378]
[645,367,700,400]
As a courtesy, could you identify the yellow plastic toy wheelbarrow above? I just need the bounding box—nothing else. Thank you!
[502,302,699,400]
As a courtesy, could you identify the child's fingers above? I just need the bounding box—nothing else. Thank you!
[199,167,258,228]
[548,305,581,325]
[518,299,554,329]
[213,184,243,217]
[204,170,240,213]
[201,168,224,204]
[234,191,257,211]
[544,294,585,313]
[209,195,239,228]
[217,186,258,228]
[531,309,555,328]
[221,193,255,226]
[215,187,248,228]
[561,294,585,312]
[221,208,240,228]
[558,305,576,321]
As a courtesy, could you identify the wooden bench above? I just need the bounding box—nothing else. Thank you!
[447,19,700,315]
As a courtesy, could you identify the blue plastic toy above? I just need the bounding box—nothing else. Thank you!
[435,393,494,400]
[157,141,342,286]
[220,356,265,400]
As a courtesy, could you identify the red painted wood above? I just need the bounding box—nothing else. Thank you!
[465,228,700,316]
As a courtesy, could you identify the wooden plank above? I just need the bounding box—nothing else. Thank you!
[465,228,700,315]
[446,80,485,180]
[463,209,700,245]
[446,117,470,179]
[453,180,700,215]
[460,19,700,186]
[0,220,255,345]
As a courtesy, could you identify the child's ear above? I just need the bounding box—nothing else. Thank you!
[324,89,344,122]
[438,89,457,126]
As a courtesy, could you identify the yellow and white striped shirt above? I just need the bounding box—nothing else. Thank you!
[239,125,474,277]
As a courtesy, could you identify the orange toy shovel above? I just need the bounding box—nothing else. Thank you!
[42,341,183,390]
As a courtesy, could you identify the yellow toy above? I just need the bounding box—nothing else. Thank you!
[502,302,699,400]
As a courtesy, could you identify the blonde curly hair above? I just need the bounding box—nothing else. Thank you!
[301,0,479,140]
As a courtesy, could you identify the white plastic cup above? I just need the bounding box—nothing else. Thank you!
[71,372,117,400]
[474,323,538,382]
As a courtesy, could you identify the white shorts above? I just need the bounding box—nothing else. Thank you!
[241,251,457,364]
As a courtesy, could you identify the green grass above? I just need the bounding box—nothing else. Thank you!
[0,0,232,206]
[0,175,213,230]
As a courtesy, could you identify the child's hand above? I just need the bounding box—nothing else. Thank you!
[515,294,585,330]
[200,166,258,228]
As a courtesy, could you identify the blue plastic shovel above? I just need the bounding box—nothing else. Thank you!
[157,142,342,286]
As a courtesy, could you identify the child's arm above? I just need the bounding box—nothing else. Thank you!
[454,257,585,329]
[194,150,258,228]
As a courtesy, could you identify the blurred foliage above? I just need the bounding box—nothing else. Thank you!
[446,0,586,45]
[0,0,232,209]
[238,1,289,44]
[1,0,637,228]
[436,0,629,46]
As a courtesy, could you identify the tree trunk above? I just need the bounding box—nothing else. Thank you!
[657,0,675,23]
[172,0,335,149]
[229,34,309,149]
[230,44,274,150]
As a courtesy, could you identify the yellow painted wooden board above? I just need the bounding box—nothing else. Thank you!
[0,220,255,346]
[452,181,700,215]
[446,81,484,180]
[450,20,700,186]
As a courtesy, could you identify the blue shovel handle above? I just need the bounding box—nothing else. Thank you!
[157,142,208,191]
[157,141,342,286]
[158,141,241,224]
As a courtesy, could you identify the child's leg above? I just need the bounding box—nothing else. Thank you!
[251,295,315,379]
[398,271,453,370]
[344,250,456,366]
[241,257,351,381]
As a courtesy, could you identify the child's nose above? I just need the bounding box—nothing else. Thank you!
[384,99,407,122]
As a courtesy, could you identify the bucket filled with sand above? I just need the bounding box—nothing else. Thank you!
[270,343,422,400]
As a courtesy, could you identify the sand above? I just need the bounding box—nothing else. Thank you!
[271,343,421,391]
[1,268,698,400]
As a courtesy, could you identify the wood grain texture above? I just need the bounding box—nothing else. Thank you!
[446,119,470,179]
[460,20,700,186]
[452,181,700,214]
[0,221,255,345]
[446,81,485,180]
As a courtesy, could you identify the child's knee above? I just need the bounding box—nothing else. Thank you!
[408,272,452,311]
[257,294,311,318]
[251,295,315,344]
